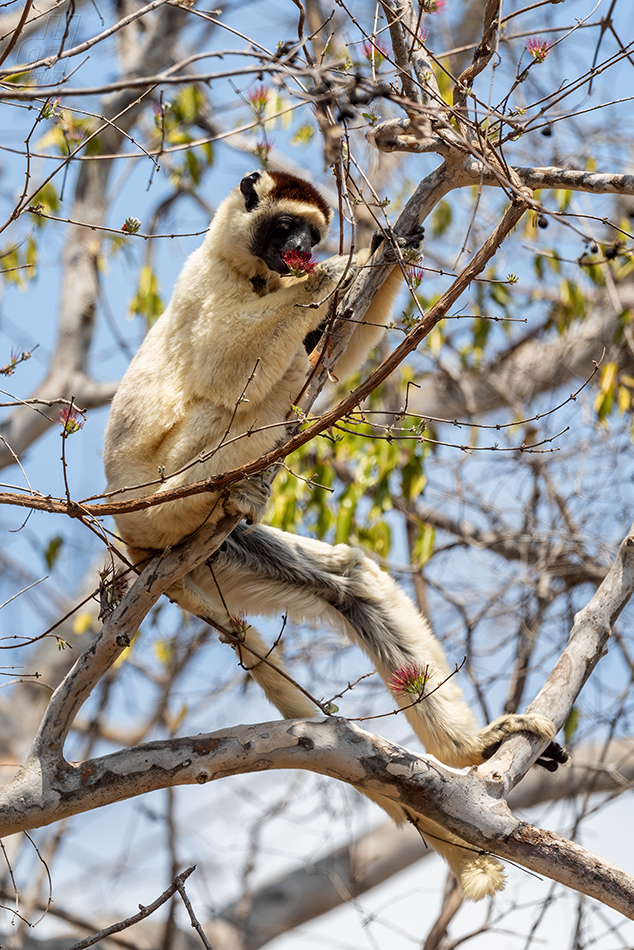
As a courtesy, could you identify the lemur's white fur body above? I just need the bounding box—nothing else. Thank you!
[105,171,558,900]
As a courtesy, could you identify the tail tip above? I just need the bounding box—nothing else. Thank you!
[459,855,506,901]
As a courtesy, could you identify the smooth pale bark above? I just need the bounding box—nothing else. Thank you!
[2,521,631,931]
[2,719,634,924]
[204,741,634,950]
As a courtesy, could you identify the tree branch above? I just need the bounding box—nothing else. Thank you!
[481,521,634,786]
[2,718,633,917]
[26,507,242,764]
[207,740,634,950]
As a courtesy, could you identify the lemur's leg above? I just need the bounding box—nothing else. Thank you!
[179,523,533,901]
[173,551,511,901]
[172,569,318,718]
[186,523,563,769]
[132,518,564,900]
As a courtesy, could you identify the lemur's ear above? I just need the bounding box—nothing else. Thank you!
[240,172,262,212]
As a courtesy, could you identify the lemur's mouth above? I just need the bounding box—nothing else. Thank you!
[260,248,290,275]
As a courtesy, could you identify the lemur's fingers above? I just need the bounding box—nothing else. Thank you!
[535,740,569,770]
[400,223,425,248]
[370,224,425,263]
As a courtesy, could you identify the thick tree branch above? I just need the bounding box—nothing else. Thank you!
[208,740,634,950]
[26,508,242,765]
[487,164,634,197]
[5,519,629,922]
[2,718,633,917]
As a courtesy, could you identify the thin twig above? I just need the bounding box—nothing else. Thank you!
[64,867,197,950]
[175,876,213,950]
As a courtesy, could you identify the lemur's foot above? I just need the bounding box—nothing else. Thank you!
[228,475,271,525]
[477,713,568,770]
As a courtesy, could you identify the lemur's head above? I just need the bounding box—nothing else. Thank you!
[240,171,332,274]
[215,171,332,277]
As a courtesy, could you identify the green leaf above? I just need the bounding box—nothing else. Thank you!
[432,200,452,237]
[490,281,511,309]
[172,85,204,123]
[563,706,580,745]
[594,361,618,421]
[552,278,587,330]
[154,638,175,666]
[412,524,435,568]
[185,148,202,185]
[335,489,358,544]
[25,237,37,279]
[129,265,164,327]
[292,123,315,145]
[553,188,572,212]
[472,316,491,352]
[2,71,31,84]
[401,455,426,501]
[357,519,391,557]
[0,246,23,287]
[32,182,60,215]
[368,476,392,520]
[36,124,69,153]
[44,535,64,570]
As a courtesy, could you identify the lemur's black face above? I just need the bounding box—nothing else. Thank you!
[251,213,321,274]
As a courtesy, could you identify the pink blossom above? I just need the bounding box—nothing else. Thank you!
[423,0,447,13]
[230,612,250,638]
[248,84,270,115]
[526,37,551,63]
[408,264,425,289]
[255,135,273,163]
[152,100,171,128]
[361,40,389,66]
[281,249,317,276]
[387,664,429,697]
[59,406,85,435]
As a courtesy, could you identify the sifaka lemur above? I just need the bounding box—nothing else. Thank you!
[104,170,565,899]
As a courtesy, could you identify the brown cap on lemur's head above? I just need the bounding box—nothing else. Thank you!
[239,170,332,275]
[240,170,331,221]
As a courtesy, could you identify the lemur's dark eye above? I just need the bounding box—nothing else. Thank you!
[310,227,321,247]
[275,216,293,235]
